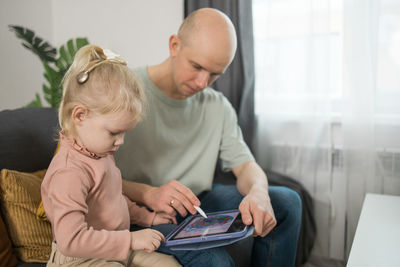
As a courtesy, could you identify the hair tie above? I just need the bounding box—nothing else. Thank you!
[76,48,127,84]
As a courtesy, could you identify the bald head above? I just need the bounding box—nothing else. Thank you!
[177,8,237,64]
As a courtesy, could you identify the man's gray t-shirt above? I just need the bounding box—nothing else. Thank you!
[115,66,254,195]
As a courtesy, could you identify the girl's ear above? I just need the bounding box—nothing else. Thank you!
[71,105,88,124]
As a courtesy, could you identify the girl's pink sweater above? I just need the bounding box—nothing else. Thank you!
[41,136,155,260]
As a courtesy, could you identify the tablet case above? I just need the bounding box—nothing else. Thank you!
[166,225,254,251]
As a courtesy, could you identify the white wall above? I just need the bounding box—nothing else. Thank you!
[0,0,53,110]
[0,0,183,110]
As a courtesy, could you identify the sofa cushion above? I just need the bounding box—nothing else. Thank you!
[36,140,61,223]
[0,169,52,263]
[35,202,48,222]
[0,213,18,267]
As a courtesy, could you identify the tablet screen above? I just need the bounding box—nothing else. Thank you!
[171,211,242,240]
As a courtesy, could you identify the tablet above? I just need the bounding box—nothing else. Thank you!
[164,209,248,247]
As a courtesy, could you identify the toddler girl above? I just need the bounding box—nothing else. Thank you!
[41,45,179,266]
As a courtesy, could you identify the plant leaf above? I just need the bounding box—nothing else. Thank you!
[43,37,89,108]
[42,84,51,94]
[67,39,74,60]
[42,61,64,107]
[55,57,66,70]
[10,25,90,108]
[58,45,71,68]
[9,25,57,63]
[56,37,89,74]
[25,93,43,107]
[76,38,89,49]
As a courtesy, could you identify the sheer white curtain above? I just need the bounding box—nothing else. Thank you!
[253,0,400,262]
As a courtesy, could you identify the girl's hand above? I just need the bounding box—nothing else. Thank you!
[130,229,165,252]
[152,212,177,225]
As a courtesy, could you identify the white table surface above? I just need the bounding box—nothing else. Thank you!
[347,193,400,267]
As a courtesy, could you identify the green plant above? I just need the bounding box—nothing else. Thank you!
[9,25,89,108]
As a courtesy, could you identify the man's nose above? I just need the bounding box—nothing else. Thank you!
[195,71,210,89]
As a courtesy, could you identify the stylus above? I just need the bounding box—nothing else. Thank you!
[194,206,208,218]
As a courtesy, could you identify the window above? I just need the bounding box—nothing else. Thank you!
[253,0,400,119]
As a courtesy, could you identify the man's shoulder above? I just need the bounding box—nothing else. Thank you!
[197,87,226,101]
[132,66,147,78]
[195,87,232,109]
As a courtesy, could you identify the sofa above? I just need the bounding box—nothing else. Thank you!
[0,107,315,267]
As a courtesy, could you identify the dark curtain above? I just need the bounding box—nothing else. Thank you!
[184,0,256,151]
[185,2,316,266]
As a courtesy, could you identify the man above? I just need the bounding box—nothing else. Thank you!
[116,8,301,266]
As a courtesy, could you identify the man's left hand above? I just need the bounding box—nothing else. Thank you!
[239,186,276,237]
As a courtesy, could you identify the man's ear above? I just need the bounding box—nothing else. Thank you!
[71,105,88,124]
[169,34,181,57]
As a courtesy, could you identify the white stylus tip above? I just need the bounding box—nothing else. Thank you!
[194,206,208,218]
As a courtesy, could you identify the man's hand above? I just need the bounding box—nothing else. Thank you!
[239,186,276,237]
[144,180,200,217]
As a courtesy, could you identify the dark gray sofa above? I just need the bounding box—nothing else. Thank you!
[0,107,315,267]
[0,108,57,267]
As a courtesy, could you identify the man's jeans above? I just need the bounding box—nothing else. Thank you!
[152,184,302,267]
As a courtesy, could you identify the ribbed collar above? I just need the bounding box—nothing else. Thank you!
[59,131,104,159]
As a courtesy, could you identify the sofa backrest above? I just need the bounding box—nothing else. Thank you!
[0,108,58,172]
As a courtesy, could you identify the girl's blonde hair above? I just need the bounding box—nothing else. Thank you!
[59,45,145,136]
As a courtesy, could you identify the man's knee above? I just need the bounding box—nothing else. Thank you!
[270,186,302,224]
[200,184,243,212]
[192,248,234,267]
